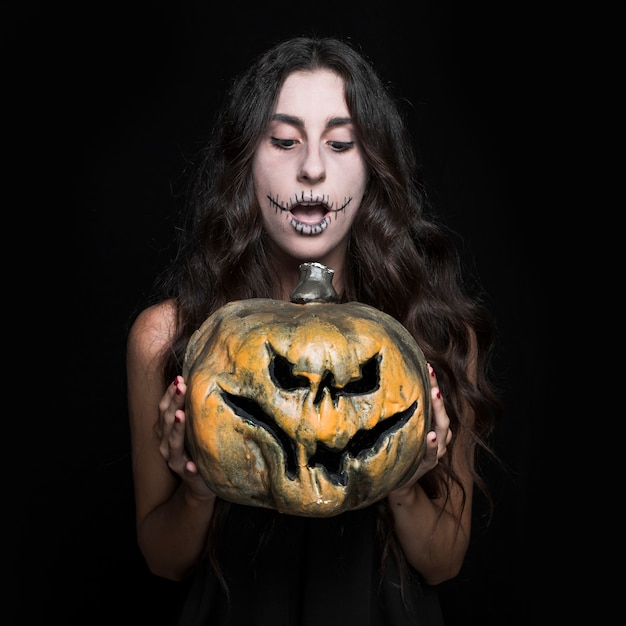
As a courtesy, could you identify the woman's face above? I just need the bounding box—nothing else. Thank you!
[252,69,368,271]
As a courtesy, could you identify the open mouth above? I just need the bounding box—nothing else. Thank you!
[290,203,330,235]
[266,193,352,236]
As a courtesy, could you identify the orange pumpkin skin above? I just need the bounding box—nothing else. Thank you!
[183,299,431,517]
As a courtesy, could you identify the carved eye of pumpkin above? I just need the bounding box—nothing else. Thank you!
[183,262,431,517]
[269,349,380,400]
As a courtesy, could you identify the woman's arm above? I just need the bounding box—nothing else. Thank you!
[387,363,476,586]
[127,300,217,581]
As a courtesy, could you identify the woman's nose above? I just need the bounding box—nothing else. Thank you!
[297,145,326,183]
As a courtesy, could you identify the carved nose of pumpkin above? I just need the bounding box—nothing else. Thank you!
[305,389,351,448]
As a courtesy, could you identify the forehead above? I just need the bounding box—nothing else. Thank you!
[275,69,348,117]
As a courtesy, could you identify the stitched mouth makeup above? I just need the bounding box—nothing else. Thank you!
[267,192,352,236]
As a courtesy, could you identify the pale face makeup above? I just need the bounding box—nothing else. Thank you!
[252,69,368,272]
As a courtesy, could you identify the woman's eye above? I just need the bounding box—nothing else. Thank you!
[269,138,354,152]
[270,137,297,149]
[328,141,354,152]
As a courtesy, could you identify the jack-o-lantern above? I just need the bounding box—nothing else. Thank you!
[183,262,431,517]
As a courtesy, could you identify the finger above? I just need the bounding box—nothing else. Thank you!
[172,376,187,409]
[185,460,199,475]
[426,430,438,454]
[159,378,183,427]
[431,386,449,431]
[158,378,186,459]
[171,378,188,455]
[163,376,187,433]
[168,410,188,458]
[427,362,437,389]
[430,383,451,459]
[427,364,448,424]
[420,430,437,467]
[160,409,190,475]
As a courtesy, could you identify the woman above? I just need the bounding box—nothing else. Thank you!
[127,36,501,625]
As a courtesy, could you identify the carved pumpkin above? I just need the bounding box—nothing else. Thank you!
[183,262,431,517]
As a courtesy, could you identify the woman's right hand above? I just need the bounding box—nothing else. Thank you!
[158,375,216,501]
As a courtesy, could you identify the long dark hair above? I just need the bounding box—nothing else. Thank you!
[150,35,502,590]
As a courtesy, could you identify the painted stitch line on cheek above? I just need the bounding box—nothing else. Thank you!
[267,192,332,212]
[266,192,353,213]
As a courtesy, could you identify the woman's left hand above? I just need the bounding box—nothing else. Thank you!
[388,363,452,493]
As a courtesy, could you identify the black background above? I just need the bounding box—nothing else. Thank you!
[13,1,587,623]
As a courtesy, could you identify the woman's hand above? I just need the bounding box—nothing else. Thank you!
[158,375,215,501]
[388,363,452,495]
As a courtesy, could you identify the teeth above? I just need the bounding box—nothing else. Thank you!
[291,217,329,235]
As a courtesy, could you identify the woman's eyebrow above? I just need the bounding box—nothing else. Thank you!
[272,113,303,128]
[272,113,353,129]
[327,116,352,128]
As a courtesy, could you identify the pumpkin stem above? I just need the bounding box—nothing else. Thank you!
[290,262,339,304]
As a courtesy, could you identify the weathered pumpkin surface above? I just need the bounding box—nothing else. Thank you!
[183,268,431,517]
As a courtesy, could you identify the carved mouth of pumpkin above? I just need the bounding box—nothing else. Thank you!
[220,390,417,486]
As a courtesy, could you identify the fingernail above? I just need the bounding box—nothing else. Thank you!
[175,415,181,423]
[436,390,441,399]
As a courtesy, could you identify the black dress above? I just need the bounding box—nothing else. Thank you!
[175,503,445,626]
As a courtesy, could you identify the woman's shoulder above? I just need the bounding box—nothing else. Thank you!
[127,299,177,361]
